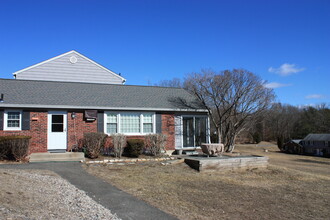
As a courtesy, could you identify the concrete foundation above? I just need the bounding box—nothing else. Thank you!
[29,152,85,162]
[184,155,268,172]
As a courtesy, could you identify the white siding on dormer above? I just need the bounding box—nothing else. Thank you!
[14,51,125,84]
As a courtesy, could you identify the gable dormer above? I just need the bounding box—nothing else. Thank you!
[13,50,126,84]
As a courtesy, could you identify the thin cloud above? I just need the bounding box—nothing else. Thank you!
[268,63,305,76]
[264,82,292,89]
[305,94,325,99]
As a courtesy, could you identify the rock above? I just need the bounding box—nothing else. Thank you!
[201,143,224,156]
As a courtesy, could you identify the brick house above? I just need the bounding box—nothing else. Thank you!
[0,51,209,155]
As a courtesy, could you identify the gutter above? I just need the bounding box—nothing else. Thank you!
[0,103,208,113]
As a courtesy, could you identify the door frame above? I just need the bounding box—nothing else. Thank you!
[47,111,67,151]
[181,115,210,148]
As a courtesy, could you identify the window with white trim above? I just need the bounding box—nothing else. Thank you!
[106,113,118,134]
[105,112,155,135]
[4,110,22,130]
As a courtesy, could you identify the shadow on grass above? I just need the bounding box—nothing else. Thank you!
[294,159,330,165]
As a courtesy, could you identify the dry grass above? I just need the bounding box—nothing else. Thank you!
[84,142,330,220]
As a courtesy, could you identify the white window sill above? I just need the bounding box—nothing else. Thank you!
[3,128,22,131]
[106,133,156,136]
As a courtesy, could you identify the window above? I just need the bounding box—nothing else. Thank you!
[121,113,140,133]
[51,115,64,132]
[105,112,155,135]
[4,110,22,130]
[143,113,153,133]
[106,113,117,133]
[183,116,207,147]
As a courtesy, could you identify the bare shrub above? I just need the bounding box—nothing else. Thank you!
[0,137,10,160]
[11,137,31,161]
[0,136,31,161]
[83,133,107,159]
[145,134,167,156]
[111,134,126,158]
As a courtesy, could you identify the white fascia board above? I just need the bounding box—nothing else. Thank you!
[12,50,126,84]
[0,103,208,113]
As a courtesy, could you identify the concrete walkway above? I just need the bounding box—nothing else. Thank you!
[0,162,178,220]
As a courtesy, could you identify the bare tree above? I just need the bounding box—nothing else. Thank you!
[184,69,275,152]
[265,103,300,150]
[156,78,183,88]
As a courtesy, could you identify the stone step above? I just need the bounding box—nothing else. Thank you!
[29,152,85,163]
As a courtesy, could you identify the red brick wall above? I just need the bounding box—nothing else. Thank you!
[67,111,97,150]
[0,111,176,154]
[0,111,48,153]
[161,113,175,150]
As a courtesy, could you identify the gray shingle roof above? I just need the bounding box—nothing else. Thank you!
[0,79,206,112]
[303,134,330,142]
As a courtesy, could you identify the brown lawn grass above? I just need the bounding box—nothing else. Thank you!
[84,142,330,220]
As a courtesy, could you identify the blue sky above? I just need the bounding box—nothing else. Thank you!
[0,0,329,106]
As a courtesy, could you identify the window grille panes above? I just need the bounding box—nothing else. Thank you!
[106,114,118,134]
[107,114,117,123]
[7,112,20,128]
[143,114,153,133]
[143,123,153,133]
[107,124,117,134]
[143,114,153,123]
[121,113,140,133]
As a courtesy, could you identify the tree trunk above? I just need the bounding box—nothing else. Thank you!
[225,132,236,153]
[217,127,222,144]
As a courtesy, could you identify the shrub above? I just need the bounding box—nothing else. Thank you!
[145,134,167,156]
[251,132,261,144]
[111,134,126,158]
[0,136,31,161]
[82,132,107,159]
[277,136,284,151]
[126,139,144,158]
[0,137,10,160]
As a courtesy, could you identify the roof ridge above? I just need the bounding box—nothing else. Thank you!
[0,78,186,90]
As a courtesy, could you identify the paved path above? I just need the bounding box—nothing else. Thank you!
[0,162,178,220]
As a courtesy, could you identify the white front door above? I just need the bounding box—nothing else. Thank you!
[48,111,67,151]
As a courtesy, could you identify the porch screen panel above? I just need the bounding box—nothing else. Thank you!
[121,113,140,133]
[183,117,194,147]
[195,117,207,146]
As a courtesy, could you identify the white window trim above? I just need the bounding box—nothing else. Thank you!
[104,111,156,135]
[4,109,22,131]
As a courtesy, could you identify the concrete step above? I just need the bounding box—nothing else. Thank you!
[29,152,85,163]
